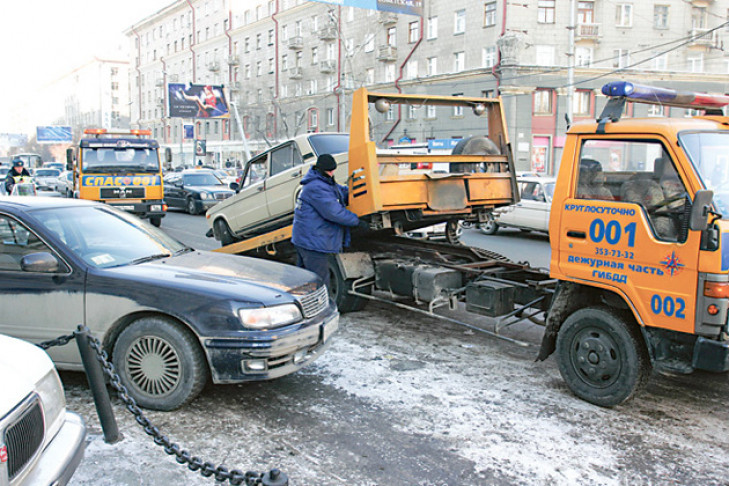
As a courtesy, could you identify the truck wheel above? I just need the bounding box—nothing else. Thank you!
[328,256,370,313]
[556,306,651,407]
[150,216,162,227]
[112,317,208,411]
[186,197,199,215]
[214,218,237,246]
[480,217,499,235]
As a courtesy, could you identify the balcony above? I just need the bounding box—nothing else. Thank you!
[289,66,303,79]
[318,25,338,41]
[688,28,720,48]
[227,55,240,66]
[378,12,397,25]
[575,22,600,41]
[229,81,241,91]
[287,36,304,50]
[320,60,336,73]
[376,45,397,62]
[207,61,221,72]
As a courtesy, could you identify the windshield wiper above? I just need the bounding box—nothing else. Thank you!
[172,247,194,256]
[128,253,172,265]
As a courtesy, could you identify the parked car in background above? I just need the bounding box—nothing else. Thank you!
[406,220,462,244]
[0,333,86,485]
[42,162,65,172]
[207,132,350,245]
[54,170,75,197]
[0,197,339,410]
[0,165,9,195]
[32,168,61,192]
[163,169,235,215]
[480,175,556,235]
[214,168,238,186]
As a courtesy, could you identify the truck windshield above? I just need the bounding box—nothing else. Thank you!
[82,147,160,173]
[308,134,349,156]
[679,132,729,215]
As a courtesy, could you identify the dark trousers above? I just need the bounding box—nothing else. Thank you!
[295,246,331,291]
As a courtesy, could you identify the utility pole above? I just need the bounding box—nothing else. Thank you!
[566,0,576,125]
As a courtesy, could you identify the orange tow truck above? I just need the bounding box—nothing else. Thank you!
[214,82,729,407]
[66,129,169,227]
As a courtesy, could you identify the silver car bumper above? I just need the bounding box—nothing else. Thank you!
[22,412,87,486]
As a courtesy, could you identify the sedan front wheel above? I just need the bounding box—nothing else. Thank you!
[112,317,208,411]
[186,197,199,215]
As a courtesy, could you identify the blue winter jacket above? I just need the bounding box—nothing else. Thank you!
[291,167,360,253]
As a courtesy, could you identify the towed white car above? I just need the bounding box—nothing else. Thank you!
[0,334,86,485]
[480,176,555,235]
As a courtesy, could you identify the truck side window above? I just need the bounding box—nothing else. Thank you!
[580,139,688,242]
[576,159,614,201]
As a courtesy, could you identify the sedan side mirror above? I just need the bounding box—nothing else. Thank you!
[690,189,714,231]
[229,182,240,191]
[20,252,61,273]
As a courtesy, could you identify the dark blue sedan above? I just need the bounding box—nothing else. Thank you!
[163,169,234,215]
[0,197,338,410]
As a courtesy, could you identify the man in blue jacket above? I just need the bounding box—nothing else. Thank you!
[291,153,364,291]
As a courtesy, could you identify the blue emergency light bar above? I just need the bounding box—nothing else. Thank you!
[601,81,729,110]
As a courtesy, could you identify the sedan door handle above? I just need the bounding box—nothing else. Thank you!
[567,230,586,239]
[291,171,302,178]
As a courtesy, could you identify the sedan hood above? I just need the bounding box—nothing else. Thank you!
[107,250,318,303]
[0,334,53,413]
[189,185,233,193]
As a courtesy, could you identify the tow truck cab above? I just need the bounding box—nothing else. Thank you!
[66,129,169,227]
[546,82,729,397]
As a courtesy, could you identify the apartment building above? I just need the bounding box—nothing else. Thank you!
[127,0,729,172]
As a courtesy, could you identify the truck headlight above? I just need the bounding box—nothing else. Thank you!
[238,304,302,329]
[199,192,211,200]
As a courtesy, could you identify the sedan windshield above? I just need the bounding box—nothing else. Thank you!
[32,205,187,268]
[35,169,60,177]
[182,173,222,186]
[679,131,729,215]
[308,134,349,156]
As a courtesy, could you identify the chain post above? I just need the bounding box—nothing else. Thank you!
[261,469,289,486]
[75,325,121,444]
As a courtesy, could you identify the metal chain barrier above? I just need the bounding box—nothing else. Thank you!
[37,326,288,486]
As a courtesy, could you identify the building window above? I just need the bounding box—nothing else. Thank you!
[692,7,707,29]
[256,33,262,49]
[578,1,594,23]
[268,58,274,73]
[426,105,436,119]
[573,90,591,116]
[256,61,262,76]
[688,54,704,73]
[406,60,418,79]
[282,54,288,70]
[616,4,633,27]
[327,108,335,126]
[268,29,274,45]
[454,51,465,72]
[364,35,375,52]
[244,37,250,52]
[281,25,289,41]
[427,16,438,39]
[408,21,420,43]
[484,2,496,27]
[387,27,397,46]
[653,53,667,71]
[295,20,302,36]
[454,9,466,34]
[647,104,666,117]
[535,45,555,67]
[654,5,669,29]
[407,105,417,119]
[538,0,555,24]
[613,49,630,68]
[366,68,375,84]
[427,57,438,76]
[575,46,593,67]
[385,64,396,82]
[533,89,553,115]
[312,47,318,64]
[482,46,496,68]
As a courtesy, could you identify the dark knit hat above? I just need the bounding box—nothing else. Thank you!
[314,153,337,171]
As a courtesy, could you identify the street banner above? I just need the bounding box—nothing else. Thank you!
[195,140,207,156]
[36,126,72,144]
[428,139,460,151]
[0,133,28,148]
[310,0,423,16]
[168,83,230,119]
[184,125,195,139]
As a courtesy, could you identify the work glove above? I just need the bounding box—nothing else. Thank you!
[357,219,370,231]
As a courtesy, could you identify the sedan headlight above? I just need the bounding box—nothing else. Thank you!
[238,304,302,329]
[36,368,66,440]
[199,192,211,200]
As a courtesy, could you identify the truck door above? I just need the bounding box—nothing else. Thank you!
[557,138,701,335]
[265,143,304,221]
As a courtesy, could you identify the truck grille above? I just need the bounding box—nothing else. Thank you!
[4,395,44,481]
[297,285,329,318]
[100,187,145,199]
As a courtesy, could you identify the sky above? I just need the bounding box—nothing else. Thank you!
[0,0,173,134]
